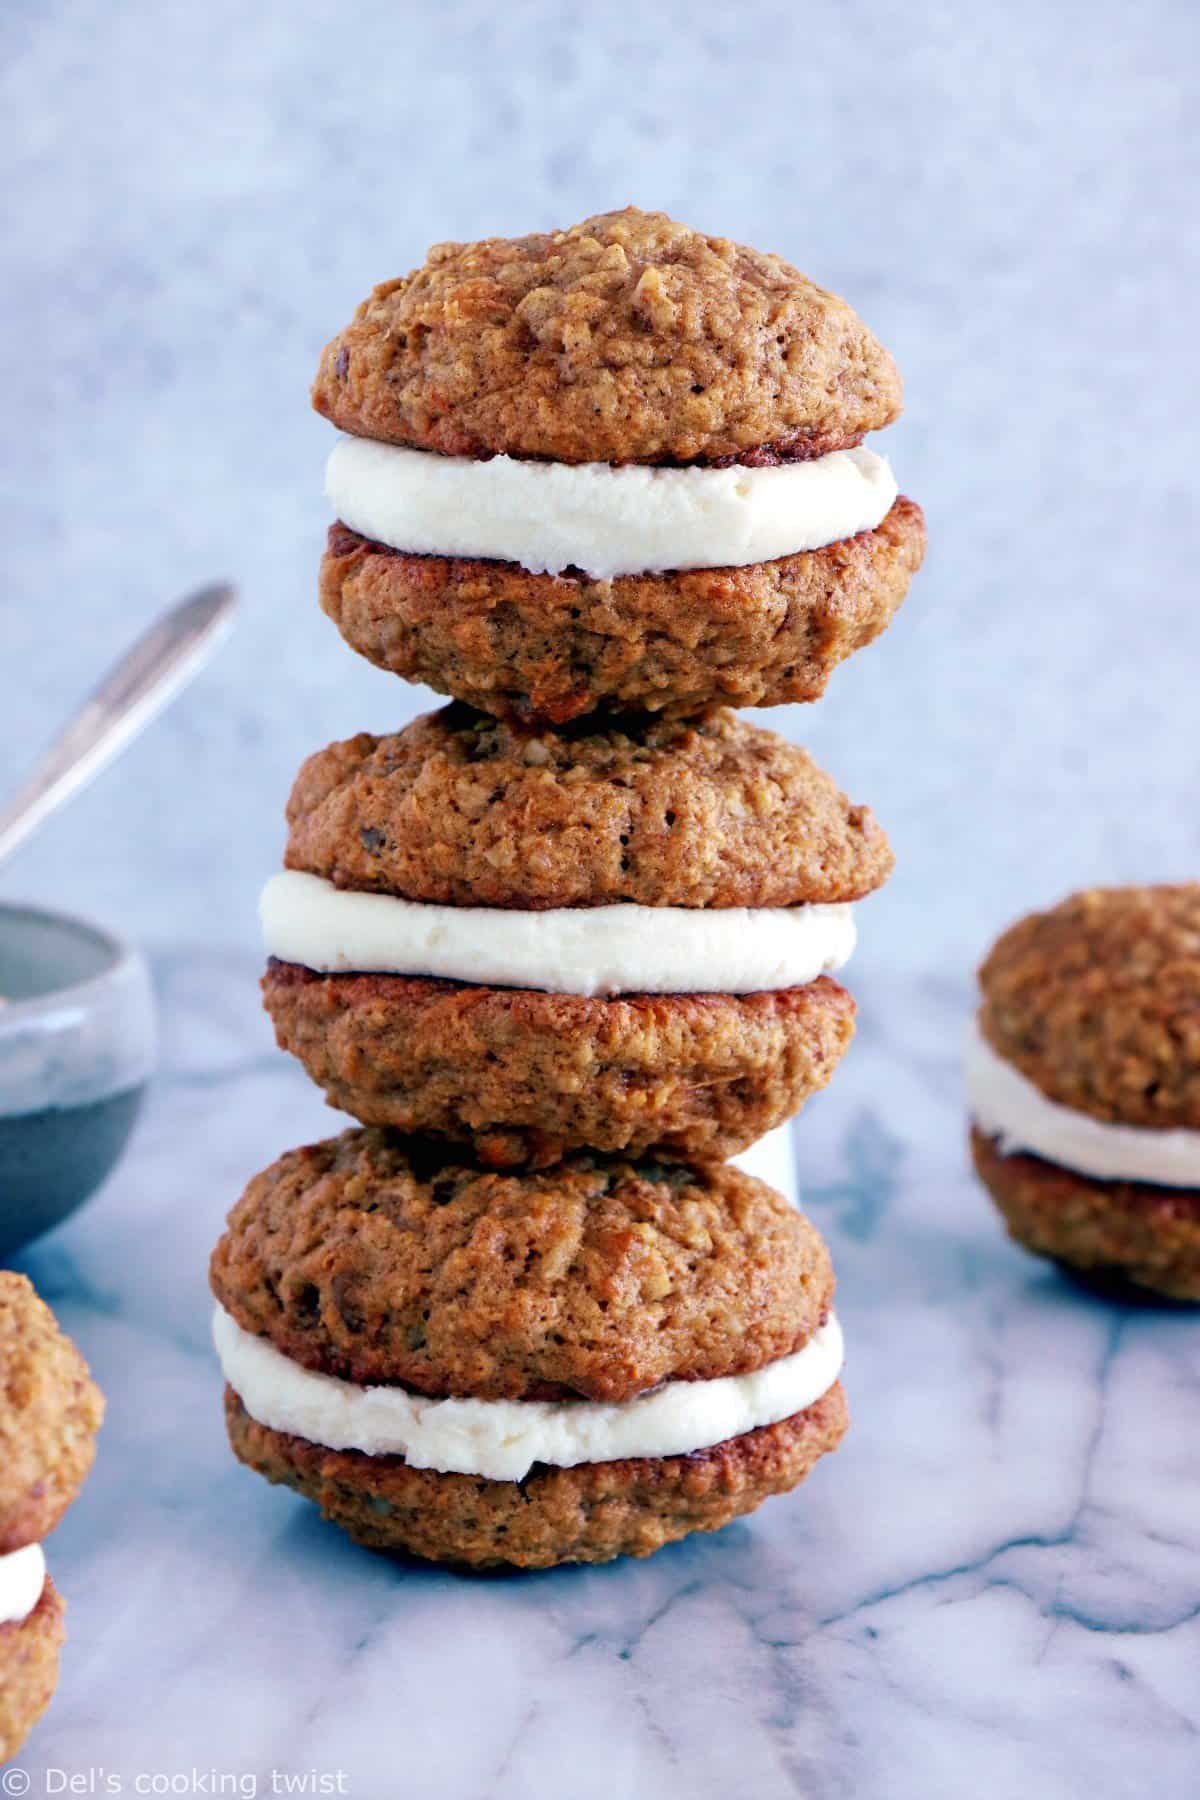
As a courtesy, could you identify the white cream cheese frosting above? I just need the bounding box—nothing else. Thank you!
[260,870,855,999]
[0,1542,46,1626]
[213,1305,843,1483]
[732,1123,798,1204]
[325,436,897,580]
[966,1016,1200,1188]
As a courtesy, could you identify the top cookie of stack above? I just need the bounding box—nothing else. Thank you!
[313,207,924,723]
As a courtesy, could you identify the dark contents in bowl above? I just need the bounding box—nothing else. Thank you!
[0,903,156,1259]
[0,1086,146,1259]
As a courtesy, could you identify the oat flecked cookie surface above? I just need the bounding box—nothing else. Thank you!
[312,207,922,721]
[0,1273,104,1553]
[262,963,855,1164]
[271,704,878,1157]
[979,884,1200,1128]
[318,495,925,724]
[213,1128,847,1568]
[220,203,886,1572]
[972,885,1200,1300]
[283,704,893,911]
[313,207,902,465]
[971,1127,1200,1302]
[211,1128,834,1403]
[0,1576,65,1765]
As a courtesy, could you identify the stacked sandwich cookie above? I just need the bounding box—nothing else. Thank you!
[258,706,889,1166]
[213,208,923,1567]
[312,207,923,723]
[1,1273,104,1764]
[968,885,1200,1301]
[212,1134,847,1567]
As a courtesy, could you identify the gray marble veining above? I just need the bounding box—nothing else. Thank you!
[7,955,1199,1798]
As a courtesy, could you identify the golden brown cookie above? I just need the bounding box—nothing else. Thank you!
[313,207,901,466]
[0,1574,64,1765]
[0,1274,104,1554]
[318,496,925,724]
[224,1385,848,1570]
[979,885,1200,1129]
[971,1127,1200,1301]
[283,704,892,911]
[210,1128,833,1403]
[262,963,854,1163]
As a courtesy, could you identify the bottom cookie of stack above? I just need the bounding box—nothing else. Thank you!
[210,1129,847,1568]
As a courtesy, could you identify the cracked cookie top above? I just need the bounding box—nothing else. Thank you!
[283,703,893,911]
[313,207,902,465]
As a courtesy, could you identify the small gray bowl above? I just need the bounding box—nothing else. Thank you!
[0,903,156,1258]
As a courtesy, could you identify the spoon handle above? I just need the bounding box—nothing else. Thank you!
[0,583,238,867]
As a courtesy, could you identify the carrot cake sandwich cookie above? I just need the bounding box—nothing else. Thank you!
[209,202,926,1571]
[312,207,925,723]
[0,1272,104,1764]
[260,704,892,1166]
[211,1129,847,1568]
[968,885,1200,1301]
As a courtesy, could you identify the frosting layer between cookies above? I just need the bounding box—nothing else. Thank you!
[967,1018,1200,1188]
[732,1123,798,1202]
[261,871,855,997]
[213,1305,843,1482]
[325,436,897,579]
[0,1542,46,1625]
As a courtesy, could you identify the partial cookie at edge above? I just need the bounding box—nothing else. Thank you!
[0,1273,104,1554]
[0,1576,65,1765]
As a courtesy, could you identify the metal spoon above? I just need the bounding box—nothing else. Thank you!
[0,583,238,867]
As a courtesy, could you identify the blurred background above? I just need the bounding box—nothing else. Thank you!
[3,0,1196,983]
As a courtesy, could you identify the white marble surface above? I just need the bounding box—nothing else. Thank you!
[7,954,1200,1799]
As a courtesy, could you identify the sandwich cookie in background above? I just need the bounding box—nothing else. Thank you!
[968,885,1200,1301]
[259,704,892,1167]
[312,206,925,724]
[210,1129,847,1569]
[0,1272,104,1764]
